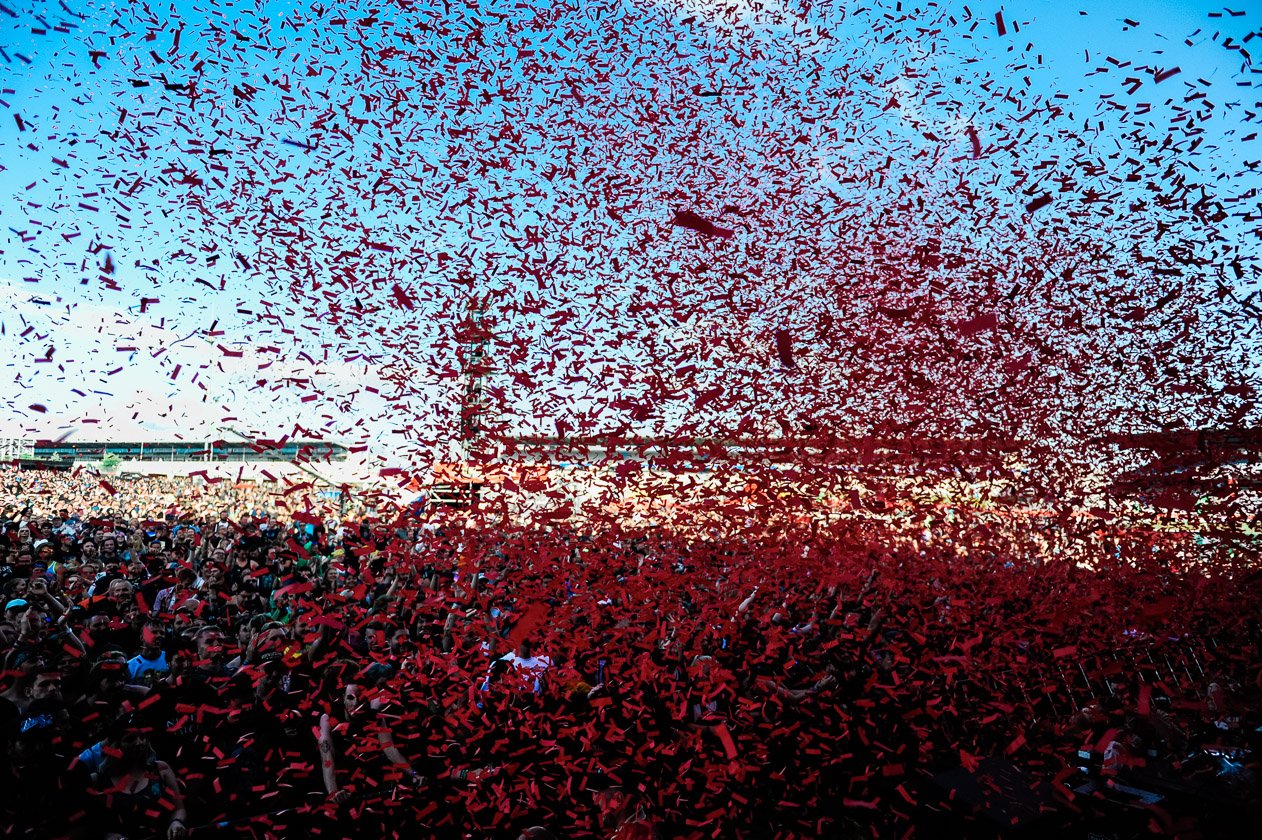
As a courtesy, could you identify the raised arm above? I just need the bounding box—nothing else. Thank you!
[317,713,348,804]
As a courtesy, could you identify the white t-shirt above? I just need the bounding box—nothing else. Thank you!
[498,652,552,693]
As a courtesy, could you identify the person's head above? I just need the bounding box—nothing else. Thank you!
[89,660,127,697]
[389,626,413,654]
[27,575,49,598]
[518,639,533,660]
[4,592,31,618]
[237,614,264,648]
[194,626,224,663]
[107,578,134,607]
[84,612,110,636]
[173,601,201,630]
[342,682,364,716]
[517,828,558,840]
[167,639,196,676]
[364,623,390,651]
[100,538,116,556]
[140,622,164,658]
[251,625,286,664]
[25,667,62,703]
[104,729,156,776]
[203,564,225,588]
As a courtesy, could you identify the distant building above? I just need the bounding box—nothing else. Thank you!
[28,438,349,464]
[0,437,357,483]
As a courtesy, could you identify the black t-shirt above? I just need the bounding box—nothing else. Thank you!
[237,531,266,555]
[0,695,21,743]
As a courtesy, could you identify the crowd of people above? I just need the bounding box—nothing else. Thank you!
[1,465,1259,839]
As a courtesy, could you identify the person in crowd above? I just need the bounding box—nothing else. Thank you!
[87,728,188,840]
[497,638,553,694]
[127,622,171,686]
[153,566,198,615]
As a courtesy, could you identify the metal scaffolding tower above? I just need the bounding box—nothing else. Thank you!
[0,439,35,461]
[456,294,492,456]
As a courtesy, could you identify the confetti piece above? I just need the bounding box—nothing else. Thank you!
[671,209,734,239]
[774,329,796,368]
[1024,193,1053,213]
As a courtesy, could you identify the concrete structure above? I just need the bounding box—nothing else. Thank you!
[3,435,382,486]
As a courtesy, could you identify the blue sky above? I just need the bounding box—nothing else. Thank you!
[0,1,1257,469]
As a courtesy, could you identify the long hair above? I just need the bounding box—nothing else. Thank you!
[98,729,157,782]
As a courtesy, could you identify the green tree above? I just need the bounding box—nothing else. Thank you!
[101,451,121,471]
